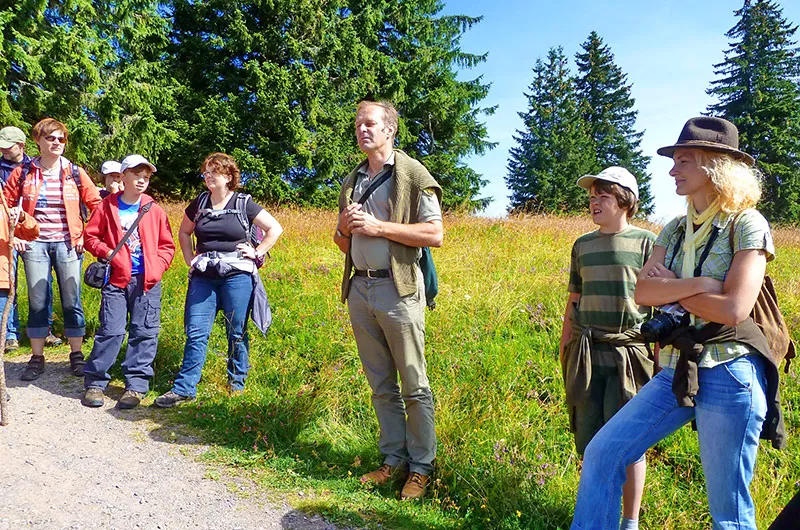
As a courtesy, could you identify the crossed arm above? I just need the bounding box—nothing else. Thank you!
[635,245,767,327]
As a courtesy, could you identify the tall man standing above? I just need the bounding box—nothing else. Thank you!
[334,101,443,500]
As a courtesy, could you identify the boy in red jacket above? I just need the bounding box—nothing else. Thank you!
[82,155,175,409]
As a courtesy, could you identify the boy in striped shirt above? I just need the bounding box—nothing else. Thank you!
[558,167,655,530]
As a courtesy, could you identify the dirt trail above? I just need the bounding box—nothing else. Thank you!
[0,355,340,530]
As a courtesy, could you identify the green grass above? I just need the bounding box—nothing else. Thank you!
[10,206,800,529]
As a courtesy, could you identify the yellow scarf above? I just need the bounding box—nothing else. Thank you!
[682,198,721,324]
[682,198,721,279]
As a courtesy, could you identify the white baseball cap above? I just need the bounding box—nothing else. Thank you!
[100,160,122,175]
[576,166,639,200]
[120,154,157,173]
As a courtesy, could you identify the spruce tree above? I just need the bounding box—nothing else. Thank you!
[707,0,800,223]
[506,47,594,213]
[575,32,653,216]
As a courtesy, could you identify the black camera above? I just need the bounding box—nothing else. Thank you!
[641,303,689,343]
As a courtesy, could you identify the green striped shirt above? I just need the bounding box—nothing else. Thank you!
[569,226,656,366]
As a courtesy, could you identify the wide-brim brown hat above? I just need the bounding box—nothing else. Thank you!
[657,116,755,166]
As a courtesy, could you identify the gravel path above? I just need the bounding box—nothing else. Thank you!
[0,355,341,530]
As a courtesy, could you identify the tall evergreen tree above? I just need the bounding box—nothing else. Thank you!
[575,32,653,216]
[707,0,800,223]
[165,0,495,209]
[0,1,178,174]
[506,47,594,213]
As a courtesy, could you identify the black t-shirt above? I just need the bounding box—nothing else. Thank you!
[185,192,263,253]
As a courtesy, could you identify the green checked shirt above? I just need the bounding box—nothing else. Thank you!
[656,209,775,370]
[569,226,657,367]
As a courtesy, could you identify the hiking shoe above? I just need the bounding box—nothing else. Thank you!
[20,355,45,381]
[45,333,63,347]
[69,351,85,377]
[360,464,407,486]
[118,390,143,410]
[81,387,105,408]
[400,472,430,500]
[154,391,193,408]
[5,339,19,352]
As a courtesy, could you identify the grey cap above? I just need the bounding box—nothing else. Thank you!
[576,166,639,200]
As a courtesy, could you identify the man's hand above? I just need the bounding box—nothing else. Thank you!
[337,204,358,238]
[347,205,383,237]
[12,237,27,253]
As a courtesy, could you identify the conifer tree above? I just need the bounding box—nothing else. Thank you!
[506,47,594,213]
[707,0,800,223]
[575,32,653,216]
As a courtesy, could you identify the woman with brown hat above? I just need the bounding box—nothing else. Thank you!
[570,117,776,530]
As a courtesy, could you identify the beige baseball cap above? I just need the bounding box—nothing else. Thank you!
[0,126,26,149]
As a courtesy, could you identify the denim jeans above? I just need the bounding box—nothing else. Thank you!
[571,355,768,530]
[6,249,54,341]
[21,240,85,338]
[84,276,162,393]
[171,272,253,397]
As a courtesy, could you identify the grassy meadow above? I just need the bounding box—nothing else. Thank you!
[10,205,800,529]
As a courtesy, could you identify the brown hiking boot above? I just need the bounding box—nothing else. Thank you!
[81,387,105,408]
[20,355,45,381]
[359,464,407,486]
[400,472,430,500]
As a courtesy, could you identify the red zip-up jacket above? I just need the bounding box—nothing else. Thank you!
[84,193,175,291]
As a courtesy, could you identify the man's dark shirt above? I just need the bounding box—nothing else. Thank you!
[0,153,32,188]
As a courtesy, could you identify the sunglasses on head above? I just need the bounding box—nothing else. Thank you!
[44,135,66,144]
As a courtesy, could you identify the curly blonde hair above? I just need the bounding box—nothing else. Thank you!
[694,149,762,213]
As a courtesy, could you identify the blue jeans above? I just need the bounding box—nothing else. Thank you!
[21,240,85,338]
[172,272,253,397]
[571,355,768,530]
[84,276,162,393]
[6,250,55,341]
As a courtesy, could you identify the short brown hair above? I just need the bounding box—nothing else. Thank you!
[357,100,398,138]
[32,118,68,143]
[592,180,639,219]
[201,152,240,190]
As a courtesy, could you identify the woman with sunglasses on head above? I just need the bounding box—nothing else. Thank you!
[570,117,782,530]
[154,153,282,407]
[4,118,102,381]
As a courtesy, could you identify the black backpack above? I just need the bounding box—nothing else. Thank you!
[194,191,267,268]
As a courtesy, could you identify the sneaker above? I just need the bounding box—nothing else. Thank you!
[360,463,408,486]
[20,355,45,381]
[81,387,105,408]
[400,472,430,500]
[118,390,143,410]
[69,351,85,377]
[45,333,63,347]
[5,339,19,352]
[153,390,193,408]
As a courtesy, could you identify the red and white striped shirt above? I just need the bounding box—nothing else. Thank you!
[33,160,70,241]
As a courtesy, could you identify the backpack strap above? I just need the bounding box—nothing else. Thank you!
[234,192,252,233]
[71,163,90,222]
[193,191,211,222]
[15,161,32,204]
[667,216,720,277]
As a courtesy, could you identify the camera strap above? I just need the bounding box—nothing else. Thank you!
[668,225,721,277]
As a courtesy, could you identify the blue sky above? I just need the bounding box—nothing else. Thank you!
[441,0,800,222]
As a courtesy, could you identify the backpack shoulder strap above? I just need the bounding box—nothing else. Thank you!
[194,191,211,222]
[16,160,32,200]
[234,192,252,232]
[71,163,82,190]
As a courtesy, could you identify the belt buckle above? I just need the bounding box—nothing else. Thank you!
[366,269,377,279]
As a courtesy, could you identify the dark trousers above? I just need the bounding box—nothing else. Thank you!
[769,490,800,530]
[84,275,162,393]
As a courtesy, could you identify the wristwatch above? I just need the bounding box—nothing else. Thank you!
[336,228,350,239]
